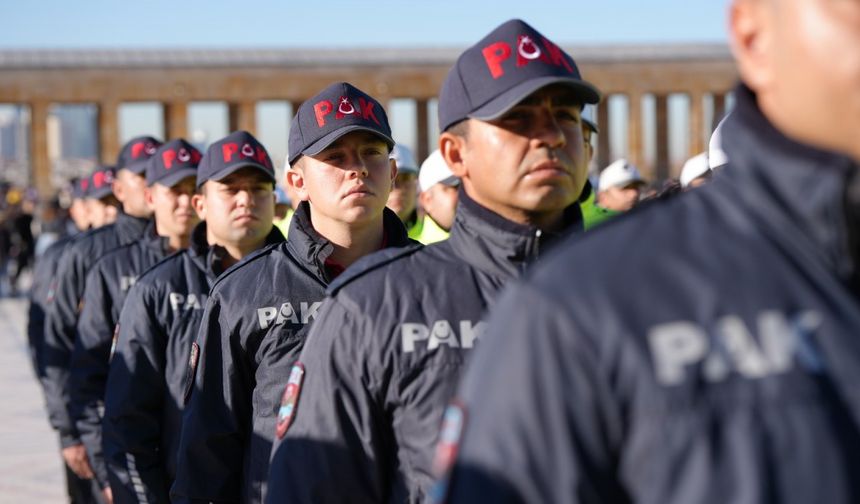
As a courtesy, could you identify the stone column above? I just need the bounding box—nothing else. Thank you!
[712,93,726,131]
[163,101,188,141]
[415,98,429,164]
[627,92,643,171]
[228,101,257,134]
[597,98,610,170]
[654,94,669,181]
[29,101,51,195]
[98,101,119,165]
[689,91,705,157]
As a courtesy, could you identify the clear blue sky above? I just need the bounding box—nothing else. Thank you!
[1,0,728,48]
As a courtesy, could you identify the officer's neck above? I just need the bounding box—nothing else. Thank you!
[310,208,385,271]
[208,227,270,270]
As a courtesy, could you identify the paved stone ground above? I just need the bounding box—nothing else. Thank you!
[0,297,66,503]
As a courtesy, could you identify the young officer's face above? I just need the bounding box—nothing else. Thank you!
[289,131,396,226]
[194,168,275,248]
[732,0,860,161]
[147,177,199,241]
[113,169,152,218]
[444,84,588,228]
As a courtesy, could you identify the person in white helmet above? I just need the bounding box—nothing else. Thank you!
[596,158,646,213]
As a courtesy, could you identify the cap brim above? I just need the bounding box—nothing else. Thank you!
[292,125,395,165]
[120,160,149,175]
[470,76,601,122]
[204,162,276,187]
[88,187,114,200]
[152,168,198,188]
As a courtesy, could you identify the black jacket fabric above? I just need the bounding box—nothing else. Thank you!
[69,223,172,488]
[441,84,860,504]
[171,204,411,504]
[266,191,582,503]
[28,234,76,380]
[102,222,278,504]
[42,212,150,447]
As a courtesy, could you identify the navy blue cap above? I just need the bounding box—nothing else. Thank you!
[146,139,202,187]
[70,177,86,200]
[196,130,275,189]
[86,166,116,200]
[117,136,163,174]
[288,82,394,166]
[438,19,600,132]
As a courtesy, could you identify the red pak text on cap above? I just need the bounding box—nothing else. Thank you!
[288,82,394,166]
[196,130,275,189]
[438,18,601,132]
[146,139,202,188]
[87,166,116,200]
[116,136,163,174]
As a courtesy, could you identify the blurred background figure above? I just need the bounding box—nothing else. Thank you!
[273,186,295,239]
[412,149,459,244]
[387,143,420,233]
[596,159,646,214]
[709,113,731,171]
[680,152,712,189]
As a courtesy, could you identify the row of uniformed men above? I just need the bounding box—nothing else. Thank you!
[31,18,611,504]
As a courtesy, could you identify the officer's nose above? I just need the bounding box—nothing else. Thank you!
[532,109,567,150]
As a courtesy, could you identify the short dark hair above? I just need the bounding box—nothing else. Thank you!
[445,119,470,139]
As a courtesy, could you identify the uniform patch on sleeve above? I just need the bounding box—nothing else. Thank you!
[275,363,305,439]
[182,342,200,404]
[108,323,120,362]
[430,402,467,503]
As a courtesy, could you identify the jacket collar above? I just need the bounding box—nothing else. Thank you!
[722,83,860,285]
[188,221,284,282]
[286,201,412,284]
[114,211,151,245]
[446,188,582,279]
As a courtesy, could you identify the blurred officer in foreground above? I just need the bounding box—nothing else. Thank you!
[103,131,285,504]
[69,139,202,502]
[43,137,160,504]
[267,18,598,503]
[172,85,412,504]
[438,0,860,502]
[28,171,108,504]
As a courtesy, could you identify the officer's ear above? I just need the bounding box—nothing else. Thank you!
[191,185,207,221]
[285,158,310,202]
[731,0,776,93]
[144,186,156,211]
[440,120,469,179]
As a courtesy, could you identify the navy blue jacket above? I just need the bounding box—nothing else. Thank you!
[103,222,282,504]
[440,84,860,504]
[266,191,582,503]
[171,203,412,504]
[42,212,150,447]
[69,223,172,488]
[28,234,76,380]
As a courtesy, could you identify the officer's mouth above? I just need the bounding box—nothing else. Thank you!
[232,213,258,223]
[524,159,570,180]
[343,185,375,199]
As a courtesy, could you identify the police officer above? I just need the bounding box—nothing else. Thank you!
[27,170,109,504]
[29,176,95,377]
[102,131,285,504]
[170,83,412,504]
[43,136,161,503]
[267,19,598,503]
[439,1,860,503]
[68,139,202,501]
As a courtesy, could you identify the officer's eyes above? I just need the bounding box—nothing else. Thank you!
[555,109,580,123]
